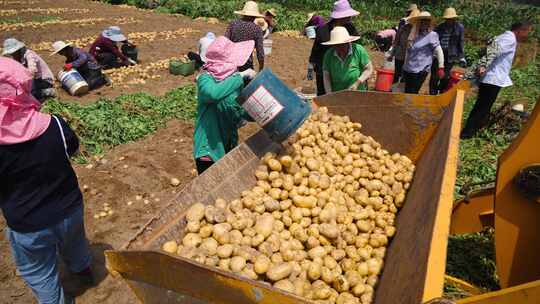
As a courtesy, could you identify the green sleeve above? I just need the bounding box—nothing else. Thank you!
[197,73,244,104]
[355,44,370,69]
[322,50,332,72]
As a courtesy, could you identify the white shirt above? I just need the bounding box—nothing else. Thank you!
[481,31,517,88]
[198,36,215,63]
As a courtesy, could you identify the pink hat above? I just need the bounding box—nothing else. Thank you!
[203,36,255,81]
[0,57,51,145]
[330,0,360,19]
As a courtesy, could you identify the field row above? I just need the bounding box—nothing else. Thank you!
[104,57,184,86]
[1,16,140,31]
[30,28,199,51]
[0,7,90,16]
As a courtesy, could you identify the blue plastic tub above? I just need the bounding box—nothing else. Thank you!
[238,68,312,142]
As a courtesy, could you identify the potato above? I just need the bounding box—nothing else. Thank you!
[216,244,234,258]
[186,221,200,233]
[186,203,205,222]
[319,223,340,239]
[268,159,283,172]
[200,238,218,256]
[274,279,295,293]
[308,246,326,259]
[267,262,293,281]
[182,233,202,247]
[254,214,275,238]
[308,262,322,280]
[162,241,178,254]
[230,256,247,273]
[254,255,271,274]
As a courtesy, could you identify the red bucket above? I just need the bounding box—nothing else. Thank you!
[444,70,464,92]
[375,68,394,92]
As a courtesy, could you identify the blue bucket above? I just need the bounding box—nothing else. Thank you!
[239,69,312,142]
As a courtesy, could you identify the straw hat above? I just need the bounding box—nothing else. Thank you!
[322,26,360,45]
[50,41,71,56]
[254,18,268,31]
[330,0,360,20]
[102,26,127,42]
[405,8,420,21]
[234,1,264,18]
[442,7,459,19]
[306,12,315,23]
[265,8,277,17]
[408,11,434,23]
[2,38,25,56]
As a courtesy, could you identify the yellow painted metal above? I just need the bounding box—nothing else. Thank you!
[445,275,485,296]
[456,279,540,304]
[450,188,495,235]
[422,88,465,302]
[494,98,540,288]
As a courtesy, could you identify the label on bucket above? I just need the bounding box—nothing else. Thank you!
[243,85,284,126]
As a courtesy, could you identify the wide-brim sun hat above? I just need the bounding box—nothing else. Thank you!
[2,38,25,56]
[254,18,269,32]
[102,26,127,42]
[50,41,71,56]
[443,7,459,19]
[408,11,434,23]
[306,12,315,23]
[322,26,360,45]
[266,8,277,17]
[205,36,254,67]
[404,8,421,21]
[330,0,360,20]
[407,4,418,12]
[234,1,264,18]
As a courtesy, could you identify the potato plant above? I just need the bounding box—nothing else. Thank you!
[162,107,415,304]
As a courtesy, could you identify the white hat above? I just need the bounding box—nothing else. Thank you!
[408,11,434,23]
[322,26,360,45]
[50,41,71,56]
[102,26,127,42]
[2,38,25,56]
[443,7,459,19]
[254,18,268,31]
[234,1,264,18]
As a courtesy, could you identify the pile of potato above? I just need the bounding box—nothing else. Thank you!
[162,107,415,304]
[1,17,139,31]
[0,7,90,16]
[104,57,178,86]
[276,30,305,39]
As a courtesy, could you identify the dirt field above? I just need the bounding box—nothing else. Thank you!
[0,1,387,303]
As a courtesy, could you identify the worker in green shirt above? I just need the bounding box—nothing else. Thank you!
[322,26,373,93]
[193,36,257,174]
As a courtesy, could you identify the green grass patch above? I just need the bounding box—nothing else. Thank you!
[42,85,197,162]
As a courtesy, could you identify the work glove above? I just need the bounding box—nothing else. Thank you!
[459,58,467,67]
[437,68,446,79]
[239,69,257,80]
[307,63,314,81]
[63,63,73,71]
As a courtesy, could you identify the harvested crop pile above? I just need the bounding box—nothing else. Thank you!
[162,107,415,304]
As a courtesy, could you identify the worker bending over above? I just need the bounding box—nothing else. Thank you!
[462,21,532,139]
[0,57,93,304]
[193,37,256,174]
[225,1,265,71]
[89,26,137,69]
[51,40,109,90]
[322,26,373,93]
[2,38,56,102]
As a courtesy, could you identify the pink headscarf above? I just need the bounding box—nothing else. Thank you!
[202,36,254,81]
[0,57,51,145]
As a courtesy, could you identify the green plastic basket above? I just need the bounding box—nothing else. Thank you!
[169,60,195,76]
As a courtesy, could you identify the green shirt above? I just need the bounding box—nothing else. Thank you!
[322,43,370,92]
[193,73,251,162]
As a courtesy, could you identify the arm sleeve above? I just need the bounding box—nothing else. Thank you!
[458,24,465,59]
[434,45,445,68]
[26,54,39,78]
[58,116,80,156]
[309,27,323,65]
[70,49,89,69]
[224,24,232,39]
[323,71,332,93]
[198,74,244,103]
[478,37,502,69]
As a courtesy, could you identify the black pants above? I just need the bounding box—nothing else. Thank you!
[393,59,404,84]
[238,58,254,72]
[374,36,393,52]
[315,69,325,96]
[403,71,428,94]
[196,158,214,175]
[31,78,54,102]
[461,83,502,138]
[96,52,123,70]
[429,57,454,95]
[79,66,108,90]
[187,52,204,69]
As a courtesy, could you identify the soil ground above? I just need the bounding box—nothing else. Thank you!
[0,1,390,303]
